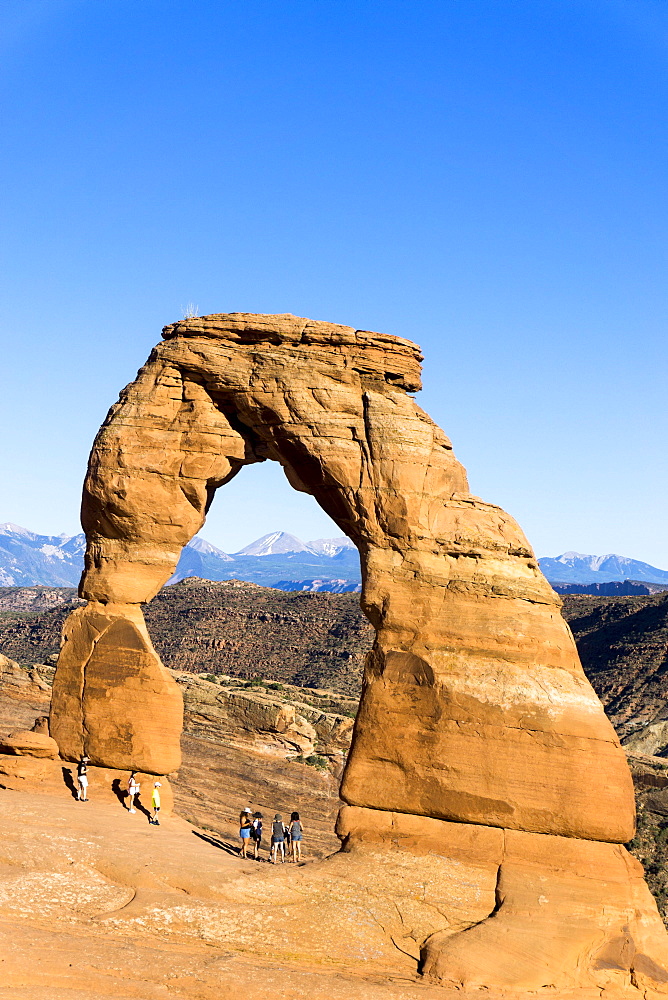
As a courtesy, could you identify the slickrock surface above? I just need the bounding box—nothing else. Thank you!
[3,658,668,994]
[0,776,663,1000]
[0,779,431,1000]
[46,311,668,990]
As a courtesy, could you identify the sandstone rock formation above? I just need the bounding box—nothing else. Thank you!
[51,604,182,773]
[50,312,668,991]
[0,729,58,757]
[176,670,354,756]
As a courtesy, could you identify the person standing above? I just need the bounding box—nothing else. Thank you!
[150,781,161,825]
[76,755,89,802]
[239,807,253,858]
[127,772,140,813]
[270,813,287,863]
[251,812,263,860]
[289,811,304,862]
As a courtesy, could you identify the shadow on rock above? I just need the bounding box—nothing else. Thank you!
[61,766,78,800]
[111,777,127,809]
[192,829,240,857]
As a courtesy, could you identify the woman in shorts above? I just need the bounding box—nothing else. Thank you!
[76,755,89,802]
[239,807,253,858]
[127,772,140,813]
[270,813,287,863]
[289,811,304,862]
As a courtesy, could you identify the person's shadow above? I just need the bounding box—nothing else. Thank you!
[111,778,127,808]
[134,793,152,821]
[110,778,152,820]
[61,767,78,800]
[192,830,240,857]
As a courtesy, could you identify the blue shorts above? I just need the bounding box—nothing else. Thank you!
[271,836,284,844]
[240,828,251,839]
[291,834,302,841]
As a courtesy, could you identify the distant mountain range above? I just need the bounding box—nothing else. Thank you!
[166,531,360,589]
[0,523,87,587]
[0,524,361,590]
[539,552,668,587]
[2,523,667,594]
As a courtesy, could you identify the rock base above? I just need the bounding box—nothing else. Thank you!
[337,805,668,993]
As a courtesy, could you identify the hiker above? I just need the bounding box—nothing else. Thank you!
[127,772,140,813]
[270,813,288,863]
[289,811,304,862]
[76,755,89,802]
[150,781,161,825]
[239,807,253,858]
[251,811,263,860]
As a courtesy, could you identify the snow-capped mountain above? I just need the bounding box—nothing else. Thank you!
[235,531,315,557]
[8,520,665,595]
[0,523,361,591]
[0,523,86,586]
[274,578,362,593]
[306,537,356,557]
[168,531,360,586]
[538,552,668,586]
[188,537,234,558]
[165,536,233,584]
[234,531,355,558]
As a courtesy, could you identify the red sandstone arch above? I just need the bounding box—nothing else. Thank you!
[50,313,668,992]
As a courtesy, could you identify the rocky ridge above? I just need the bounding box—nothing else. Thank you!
[0,580,372,695]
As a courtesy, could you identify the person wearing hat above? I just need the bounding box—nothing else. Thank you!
[251,811,263,861]
[239,807,253,858]
[150,781,162,825]
[76,755,89,802]
[270,813,288,864]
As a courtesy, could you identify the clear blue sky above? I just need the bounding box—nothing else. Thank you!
[1,0,667,564]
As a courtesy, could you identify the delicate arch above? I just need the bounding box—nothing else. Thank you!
[53,312,631,839]
[49,313,668,991]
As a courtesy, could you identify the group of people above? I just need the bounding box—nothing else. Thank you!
[75,755,162,824]
[239,808,305,863]
[74,757,304,856]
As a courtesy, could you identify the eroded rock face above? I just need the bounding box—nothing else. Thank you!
[51,604,182,773]
[50,312,668,991]
[0,729,59,758]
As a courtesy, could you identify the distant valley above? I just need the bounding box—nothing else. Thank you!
[2,522,668,594]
